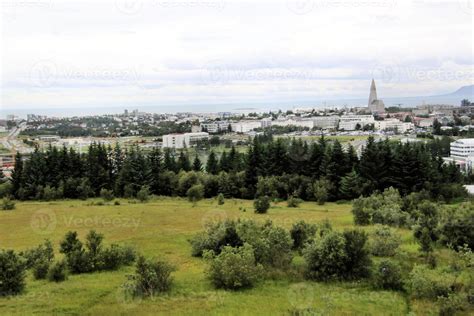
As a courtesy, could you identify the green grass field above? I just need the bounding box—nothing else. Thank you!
[0,198,463,315]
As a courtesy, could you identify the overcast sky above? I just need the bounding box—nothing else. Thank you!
[1,0,473,111]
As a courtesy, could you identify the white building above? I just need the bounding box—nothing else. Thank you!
[162,132,209,148]
[313,116,339,129]
[231,121,262,133]
[339,115,375,131]
[443,139,474,173]
[374,119,414,133]
[200,121,230,134]
[271,118,314,129]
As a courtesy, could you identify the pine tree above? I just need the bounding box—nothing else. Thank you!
[163,148,177,172]
[206,151,219,175]
[219,151,230,172]
[192,155,202,171]
[11,152,23,198]
[177,151,191,171]
[339,169,363,200]
[148,148,163,194]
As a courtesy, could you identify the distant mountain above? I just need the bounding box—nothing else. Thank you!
[446,85,474,97]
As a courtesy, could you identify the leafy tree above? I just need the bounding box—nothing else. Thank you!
[370,225,401,257]
[372,260,403,290]
[0,250,26,296]
[177,151,191,172]
[342,229,372,279]
[290,220,317,251]
[187,184,204,204]
[313,179,332,205]
[100,188,114,201]
[47,261,68,282]
[137,186,151,202]
[254,195,270,214]
[1,197,15,210]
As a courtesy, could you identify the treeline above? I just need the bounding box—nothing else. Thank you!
[8,135,463,201]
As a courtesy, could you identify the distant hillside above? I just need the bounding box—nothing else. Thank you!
[448,85,474,97]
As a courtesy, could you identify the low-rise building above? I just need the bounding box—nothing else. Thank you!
[374,119,414,133]
[443,139,474,173]
[339,115,375,131]
[231,121,261,133]
[162,132,209,148]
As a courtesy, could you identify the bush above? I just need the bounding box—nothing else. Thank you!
[100,188,114,201]
[217,193,225,205]
[0,250,26,296]
[100,244,136,270]
[137,186,150,202]
[187,184,204,203]
[189,220,243,257]
[290,220,317,251]
[33,260,50,280]
[254,195,270,214]
[1,197,15,210]
[303,231,347,281]
[342,230,372,280]
[287,195,302,208]
[352,188,409,227]
[372,260,403,290]
[437,293,467,316]
[438,203,474,250]
[204,244,263,290]
[21,239,54,269]
[126,256,175,297]
[47,261,68,282]
[114,200,120,205]
[370,225,401,257]
[405,265,454,299]
[313,179,331,205]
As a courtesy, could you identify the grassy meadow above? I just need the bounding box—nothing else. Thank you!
[0,198,463,315]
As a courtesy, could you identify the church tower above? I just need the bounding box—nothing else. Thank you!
[368,79,385,113]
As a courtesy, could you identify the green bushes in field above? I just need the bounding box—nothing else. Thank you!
[189,220,243,257]
[405,265,455,299]
[60,230,136,274]
[125,256,175,298]
[20,240,55,280]
[303,229,372,281]
[287,195,302,208]
[217,193,225,205]
[352,188,409,227]
[438,203,474,250]
[0,250,26,296]
[290,220,317,251]
[369,225,401,257]
[1,197,15,210]
[47,261,68,282]
[187,184,204,203]
[100,188,114,201]
[372,260,403,290]
[204,244,263,290]
[254,195,270,214]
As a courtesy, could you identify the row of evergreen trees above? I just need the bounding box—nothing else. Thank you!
[9,136,463,201]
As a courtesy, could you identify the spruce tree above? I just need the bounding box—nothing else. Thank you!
[177,151,191,172]
[193,155,202,172]
[206,151,219,175]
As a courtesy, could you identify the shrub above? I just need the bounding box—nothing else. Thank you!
[47,261,68,282]
[187,184,204,203]
[370,225,401,257]
[372,260,403,290]
[42,185,59,201]
[405,265,454,299]
[217,193,225,205]
[1,197,15,210]
[100,244,136,270]
[189,220,243,257]
[254,195,270,214]
[21,239,54,269]
[204,244,263,290]
[0,250,26,296]
[287,195,302,208]
[290,220,317,251]
[438,293,467,316]
[303,231,347,281]
[137,186,150,202]
[343,230,372,280]
[352,188,409,227]
[114,200,121,205]
[126,256,175,297]
[313,179,331,205]
[33,260,50,280]
[100,188,114,201]
[438,203,474,250]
